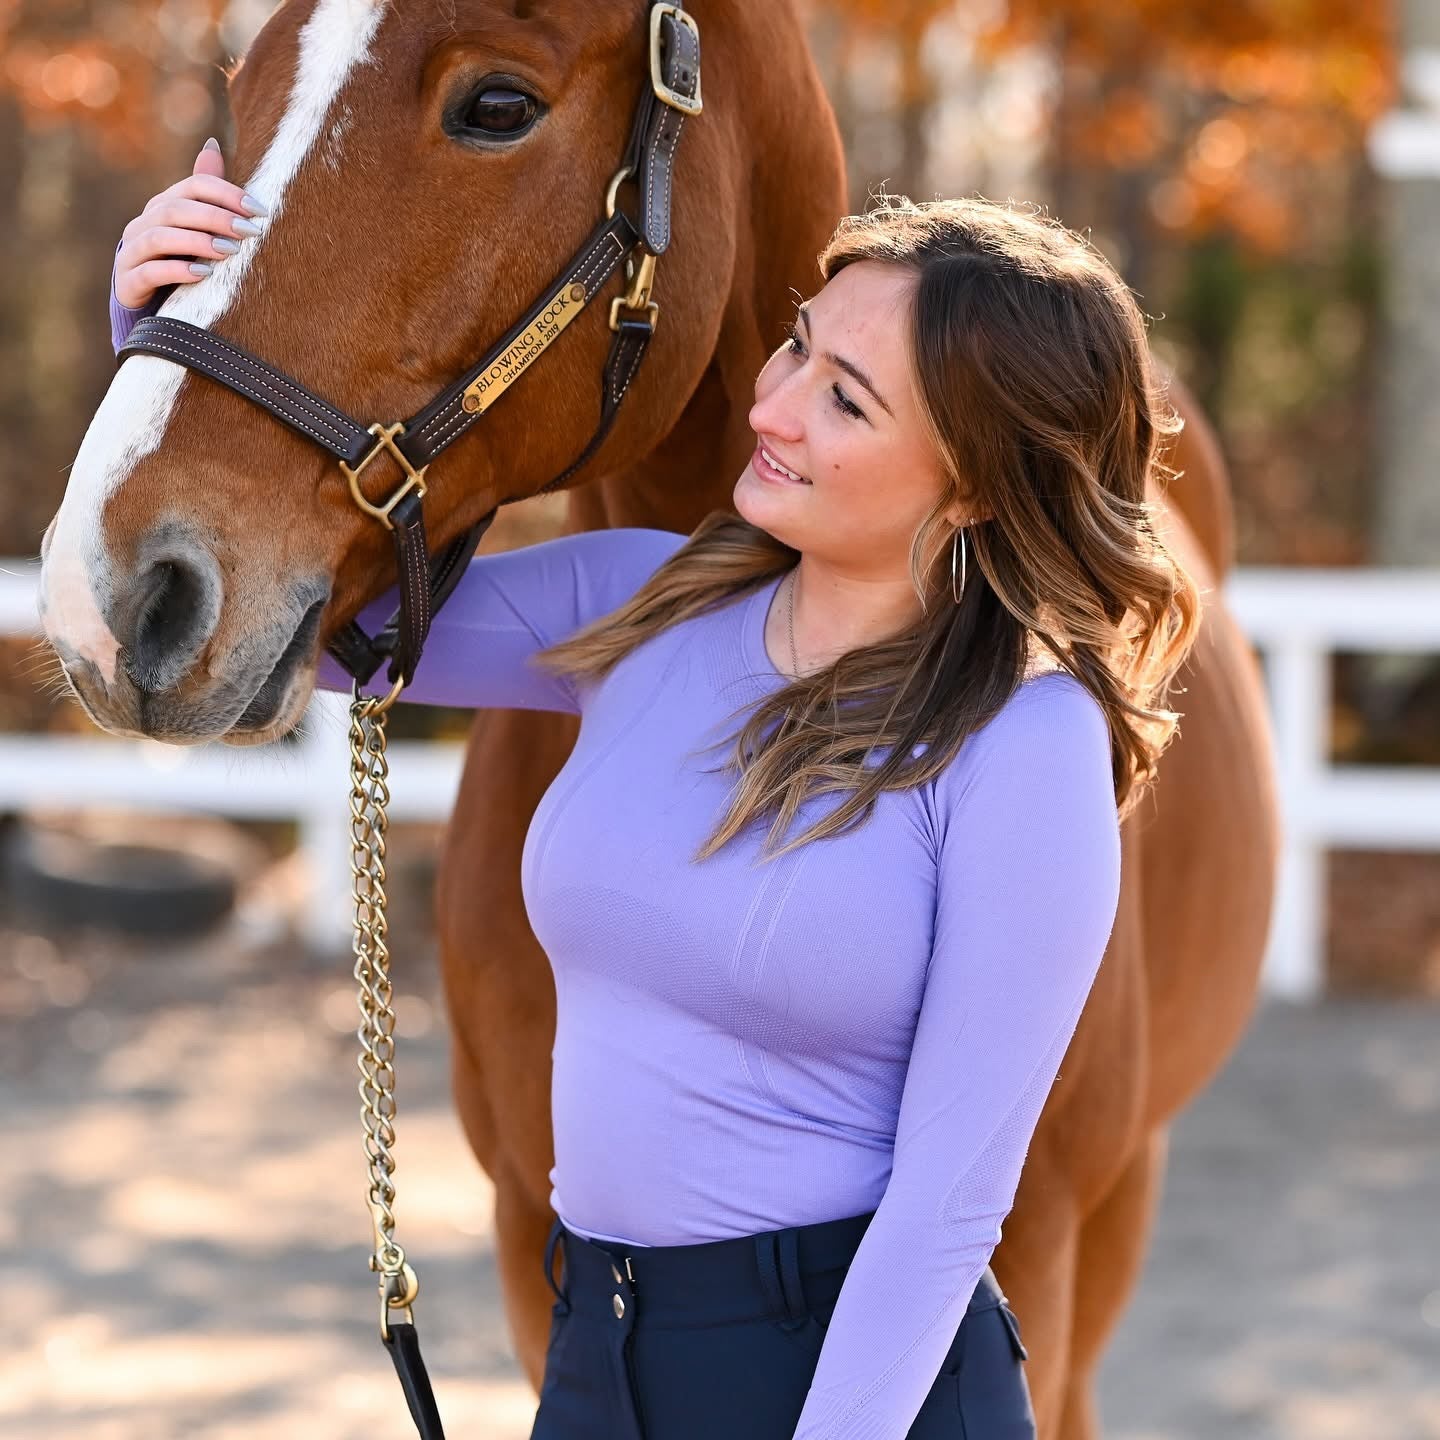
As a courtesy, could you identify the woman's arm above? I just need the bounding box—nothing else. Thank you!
[790,674,1122,1440]
[314,526,689,714]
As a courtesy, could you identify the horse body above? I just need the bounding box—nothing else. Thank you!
[1000,388,1279,1434]
[36,3,1276,1435]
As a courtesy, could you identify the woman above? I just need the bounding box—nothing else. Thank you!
[111,140,1199,1440]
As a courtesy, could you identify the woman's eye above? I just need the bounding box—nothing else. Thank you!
[831,384,864,420]
[783,324,864,420]
[460,86,541,137]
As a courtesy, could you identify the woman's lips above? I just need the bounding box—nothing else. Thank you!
[752,444,811,486]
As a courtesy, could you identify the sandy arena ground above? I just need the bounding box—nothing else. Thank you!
[6,908,1438,1439]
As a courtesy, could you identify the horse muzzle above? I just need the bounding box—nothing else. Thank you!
[41,549,330,744]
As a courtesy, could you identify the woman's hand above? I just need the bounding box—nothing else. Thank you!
[113,137,269,310]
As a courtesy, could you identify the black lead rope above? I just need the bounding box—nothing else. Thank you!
[386,1323,447,1440]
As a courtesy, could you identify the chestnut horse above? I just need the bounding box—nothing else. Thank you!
[37,1,1277,1435]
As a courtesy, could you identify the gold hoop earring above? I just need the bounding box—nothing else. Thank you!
[951,526,967,604]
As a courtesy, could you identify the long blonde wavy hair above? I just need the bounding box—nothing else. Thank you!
[535,195,1202,862]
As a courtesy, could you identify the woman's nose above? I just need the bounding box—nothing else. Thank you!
[749,377,804,444]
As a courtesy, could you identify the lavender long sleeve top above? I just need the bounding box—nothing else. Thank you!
[319,530,1121,1440]
[112,301,1122,1440]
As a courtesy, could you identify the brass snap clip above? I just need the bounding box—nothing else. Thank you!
[610,252,659,333]
[377,1260,420,1343]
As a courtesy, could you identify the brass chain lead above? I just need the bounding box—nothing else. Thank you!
[349,683,420,1341]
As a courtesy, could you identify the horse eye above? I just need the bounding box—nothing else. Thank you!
[461,86,540,137]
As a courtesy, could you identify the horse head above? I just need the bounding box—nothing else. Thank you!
[38,0,765,744]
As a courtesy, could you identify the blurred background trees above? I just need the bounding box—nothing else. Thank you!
[0,0,1395,563]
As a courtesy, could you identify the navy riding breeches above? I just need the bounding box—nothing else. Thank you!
[528,1209,1035,1439]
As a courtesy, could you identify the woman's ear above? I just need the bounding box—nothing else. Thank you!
[943,499,990,528]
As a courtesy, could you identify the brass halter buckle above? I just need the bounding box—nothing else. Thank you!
[340,421,430,530]
[650,5,702,116]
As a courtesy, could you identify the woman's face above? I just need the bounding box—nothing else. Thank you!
[736,259,964,577]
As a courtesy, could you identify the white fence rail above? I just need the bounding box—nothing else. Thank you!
[1223,568,1440,999]
[4,560,1439,998]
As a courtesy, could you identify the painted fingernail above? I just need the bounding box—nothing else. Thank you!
[202,136,221,153]
[232,217,263,237]
[240,193,269,216]
[211,237,241,255]
[189,262,213,277]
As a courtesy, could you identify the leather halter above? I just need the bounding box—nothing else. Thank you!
[116,0,702,694]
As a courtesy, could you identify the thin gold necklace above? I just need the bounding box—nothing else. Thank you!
[785,568,799,677]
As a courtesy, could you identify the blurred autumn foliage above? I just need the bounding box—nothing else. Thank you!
[816,0,1392,252]
[0,0,1400,570]
[0,0,230,164]
[0,0,245,558]
[981,0,1392,249]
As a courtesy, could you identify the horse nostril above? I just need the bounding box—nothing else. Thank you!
[127,554,220,692]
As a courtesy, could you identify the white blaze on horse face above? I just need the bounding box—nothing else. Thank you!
[39,0,388,687]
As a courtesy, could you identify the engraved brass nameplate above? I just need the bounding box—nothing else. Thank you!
[460,282,589,415]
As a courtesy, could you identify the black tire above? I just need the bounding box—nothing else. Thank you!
[1,818,237,938]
